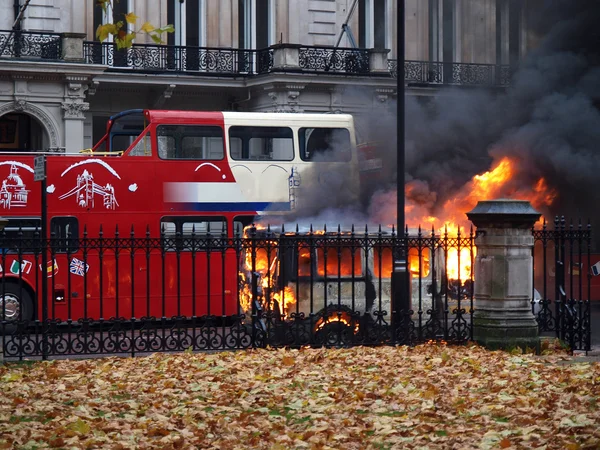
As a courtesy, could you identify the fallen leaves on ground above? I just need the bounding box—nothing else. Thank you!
[0,343,599,449]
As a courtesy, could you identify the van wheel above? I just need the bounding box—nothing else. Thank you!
[314,321,354,347]
[0,283,34,334]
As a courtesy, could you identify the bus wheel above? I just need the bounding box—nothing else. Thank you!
[0,283,33,334]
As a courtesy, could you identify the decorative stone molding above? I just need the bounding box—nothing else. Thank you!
[263,83,305,112]
[375,88,394,103]
[0,100,60,148]
[61,101,90,119]
[87,81,99,96]
[13,99,27,111]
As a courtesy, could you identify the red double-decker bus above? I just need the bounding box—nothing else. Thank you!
[0,109,361,329]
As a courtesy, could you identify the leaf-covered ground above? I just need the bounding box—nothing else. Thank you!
[1,343,599,449]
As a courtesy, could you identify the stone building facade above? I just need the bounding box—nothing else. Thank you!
[0,0,543,154]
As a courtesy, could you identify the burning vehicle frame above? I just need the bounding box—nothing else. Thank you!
[239,223,476,345]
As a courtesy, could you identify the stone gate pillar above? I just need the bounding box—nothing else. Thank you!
[466,199,541,350]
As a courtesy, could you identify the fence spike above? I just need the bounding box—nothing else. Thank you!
[146,224,150,238]
[281,223,285,234]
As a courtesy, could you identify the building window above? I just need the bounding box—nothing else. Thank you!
[238,0,273,49]
[167,0,206,47]
[359,0,387,49]
[93,0,132,42]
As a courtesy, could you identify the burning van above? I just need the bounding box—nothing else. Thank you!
[238,225,465,339]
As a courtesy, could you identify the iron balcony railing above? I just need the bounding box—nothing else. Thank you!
[0,29,61,60]
[0,28,513,87]
[389,59,513,87]
[82,41,274,75]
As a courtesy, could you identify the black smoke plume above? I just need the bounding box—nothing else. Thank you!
[269,1,600,236]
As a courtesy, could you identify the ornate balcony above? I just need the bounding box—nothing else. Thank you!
[0,29,513,88]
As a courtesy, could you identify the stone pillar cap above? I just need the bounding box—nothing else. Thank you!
[466,199,541,229]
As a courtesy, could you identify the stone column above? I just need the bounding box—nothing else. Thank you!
[466,199,541,350]
[62,76,90,154]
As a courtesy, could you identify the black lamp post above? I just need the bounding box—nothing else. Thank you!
[392,0,410,324]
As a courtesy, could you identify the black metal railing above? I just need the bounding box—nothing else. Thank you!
[298,46,370,74]
[0,224,476,359]
[389,59,513,87]
[0,30,62,60]
[533,217,593,352]
[83,41,273,75]
[1,218,589,359]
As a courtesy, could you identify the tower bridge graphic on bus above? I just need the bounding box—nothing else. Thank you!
[58,169,119,210]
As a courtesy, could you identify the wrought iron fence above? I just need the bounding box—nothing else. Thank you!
[389,59,513,87]
[83,41,272,75]
[533,217,592,352]
[0,30,61,60]
[0,219,591,360]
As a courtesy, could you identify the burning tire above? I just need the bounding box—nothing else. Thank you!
[313,307,358,347]
[0,283,34,334]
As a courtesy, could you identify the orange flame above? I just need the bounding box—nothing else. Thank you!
[406,156,557,283]
[239,228,297,317]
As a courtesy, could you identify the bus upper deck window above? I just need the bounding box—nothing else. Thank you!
[157,125,224,160]
[229,126,294,161]
[299,127,352,162]
[128,132,152,156]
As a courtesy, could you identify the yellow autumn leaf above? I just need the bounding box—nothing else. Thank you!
[67,418,91,435]
[140,22,155,33]
[125,12,138,24]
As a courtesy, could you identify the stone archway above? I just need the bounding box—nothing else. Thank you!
[0,100,61,151]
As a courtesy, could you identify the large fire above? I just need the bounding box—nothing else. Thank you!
[238,156,558,317]
[407,156,557,282]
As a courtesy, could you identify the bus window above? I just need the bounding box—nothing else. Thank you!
[157,125,224,160]
[0,217,41,254]
[50,217,79,253]
[128,131,152,156]
[316,247,362,278]
[373,247,430,279]
[108,111,146,153]
[299,127,352,162]
[229,126,294,161]
[160,216,227,251]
